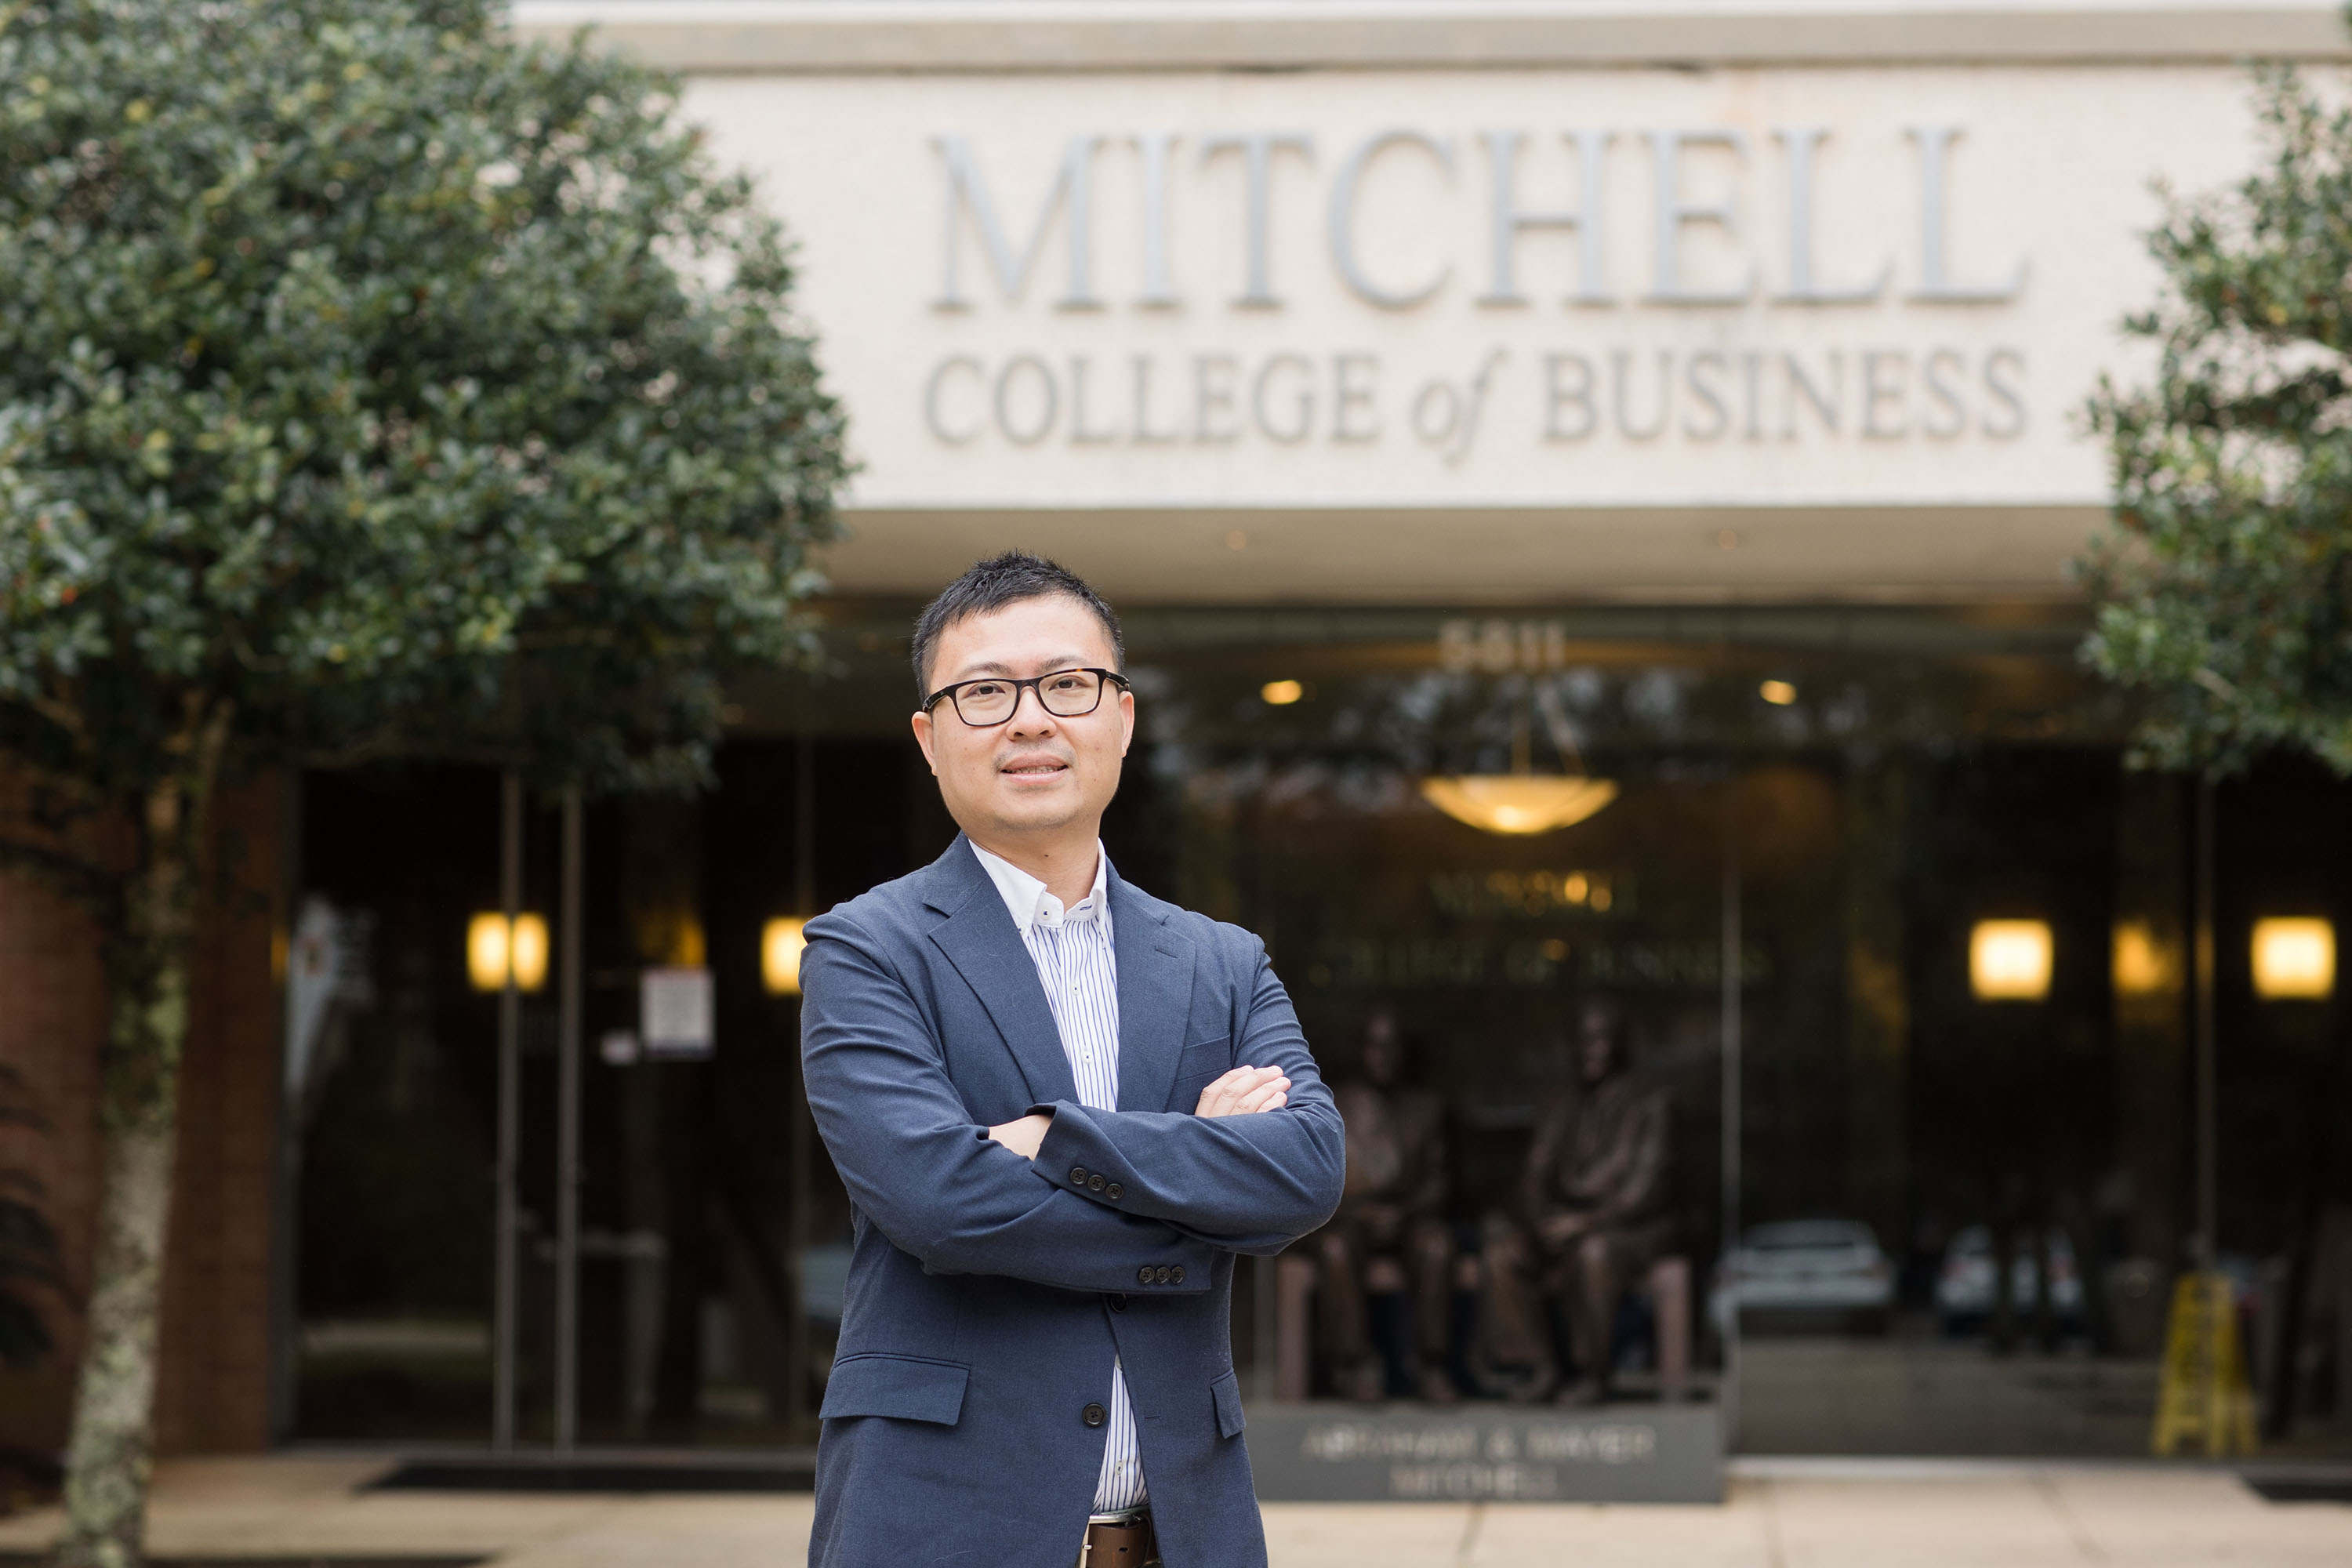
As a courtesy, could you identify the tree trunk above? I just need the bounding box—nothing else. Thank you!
[56,715,228,1568]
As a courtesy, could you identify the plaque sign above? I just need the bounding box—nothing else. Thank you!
[1246,1403,1722,1504]
[640,966,715,1060]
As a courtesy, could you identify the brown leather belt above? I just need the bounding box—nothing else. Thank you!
[1078,1512,1159,1568]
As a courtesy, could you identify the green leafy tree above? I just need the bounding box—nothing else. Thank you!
[2084,65,2352,774]
[0,2,846,1561]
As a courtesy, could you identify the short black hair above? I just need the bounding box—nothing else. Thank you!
[910,550,1124,700]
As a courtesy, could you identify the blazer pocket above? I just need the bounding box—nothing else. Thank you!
[820,1353,971,1425]
[1173,1036,1234,1112]
[1210,1367,1247,1439]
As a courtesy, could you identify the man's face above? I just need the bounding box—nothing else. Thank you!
[1360,1010,1405,1088]
[910,593,1134,846]
[1574,1001,1621,1085]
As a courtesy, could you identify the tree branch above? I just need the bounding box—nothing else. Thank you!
[0,831,111,924]
[0,750,107,826]
[295,728,416,771]
[298,726,523,773]
[20,688,89,752]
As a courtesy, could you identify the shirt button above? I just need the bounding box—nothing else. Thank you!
[1083,1403,1107,1428]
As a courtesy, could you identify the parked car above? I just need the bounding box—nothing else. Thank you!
[1935,1225,2084,1335]
[1711,1219,1895,1334]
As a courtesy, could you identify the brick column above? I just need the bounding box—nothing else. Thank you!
[0,768,286,1456]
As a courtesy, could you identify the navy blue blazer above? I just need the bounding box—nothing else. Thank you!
[799,836,1345,1568]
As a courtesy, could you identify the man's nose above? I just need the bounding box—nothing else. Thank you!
[1004,684,1059,735]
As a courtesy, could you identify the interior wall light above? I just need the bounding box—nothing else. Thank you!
[1759,679,1798,706]
[763,916,809,996]
[2112,920,2173,997]
[1970,919,2053,1001]
[1261,679,1304,706]
[467,912,549,993]
[634,910,706,970]
[2252,916,2334,1000]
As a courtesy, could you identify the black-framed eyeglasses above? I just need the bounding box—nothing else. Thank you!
[920,667,1131,728]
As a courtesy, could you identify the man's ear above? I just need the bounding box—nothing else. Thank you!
[911,707,940,775]
[1116,684,1136,758]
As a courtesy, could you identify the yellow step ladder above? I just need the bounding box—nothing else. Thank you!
[2150,1271,2257,1457]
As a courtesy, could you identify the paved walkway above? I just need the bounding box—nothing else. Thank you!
[0,1455,2347,1565]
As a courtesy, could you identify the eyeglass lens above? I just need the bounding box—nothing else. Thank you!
[954,670,1105,724]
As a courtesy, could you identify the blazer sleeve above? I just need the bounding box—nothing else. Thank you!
[800,913,1215,1295]
[1031,940,1346,1256]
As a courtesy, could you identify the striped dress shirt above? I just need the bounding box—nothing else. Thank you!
[969,841,1145,1514]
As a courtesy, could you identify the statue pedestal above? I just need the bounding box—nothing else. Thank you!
[1245,1401,1722,1504]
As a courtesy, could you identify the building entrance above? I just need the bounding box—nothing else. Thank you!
[285,600,2352,1459]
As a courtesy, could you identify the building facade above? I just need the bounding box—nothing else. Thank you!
[6,0,2352,1463]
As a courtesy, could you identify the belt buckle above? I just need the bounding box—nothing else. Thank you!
[1078,1508,1153,1568]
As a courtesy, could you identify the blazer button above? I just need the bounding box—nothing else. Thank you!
[1171,1265,1185,1285]
[1108,1294,1127,1312]
[1105,1182,1123,1200]
[1089,1174,1107,1192]
[1083,1403,1107,1428]
[1138,1266,1154,1285]
[1154,1266,1172,1285]
[1070,1167,1088,1185]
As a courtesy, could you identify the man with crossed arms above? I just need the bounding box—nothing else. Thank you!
[800,552,1345,1567]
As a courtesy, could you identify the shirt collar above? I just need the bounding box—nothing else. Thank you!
[969,839,1112,939]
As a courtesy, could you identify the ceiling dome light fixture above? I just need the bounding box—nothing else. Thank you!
[1419,775,1619,836]
[1423,680,1618,837]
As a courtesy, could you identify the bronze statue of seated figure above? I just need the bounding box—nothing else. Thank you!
[1481,996,1675,1406]
[1316,1004,1457,1403]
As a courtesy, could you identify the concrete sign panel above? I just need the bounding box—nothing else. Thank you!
[659,59,2284,598]
[691,67,2255,516]
[1246,1403,1722,1503]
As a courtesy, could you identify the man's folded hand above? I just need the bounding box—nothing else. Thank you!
[986,1112,1054,1159]
[1194,1064,1290,1119]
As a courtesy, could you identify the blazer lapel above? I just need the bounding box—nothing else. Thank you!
[1110,869,1194,1113]
[921,838,1077,1107]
